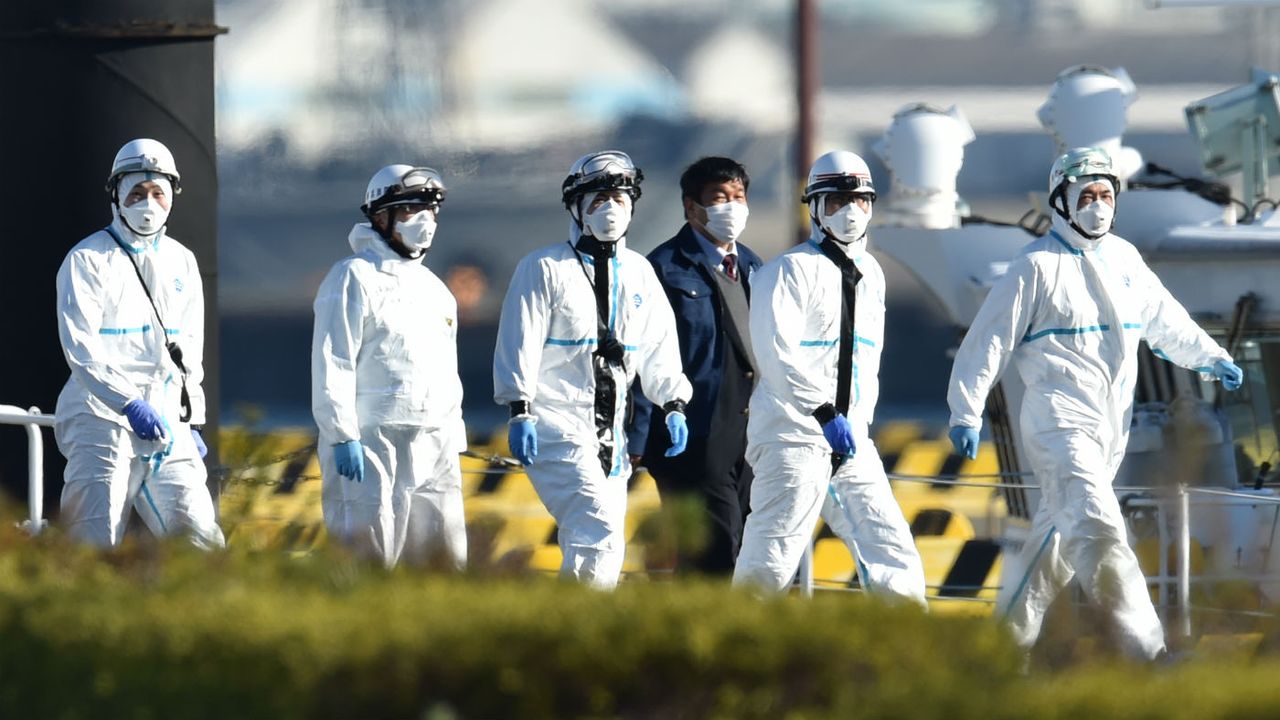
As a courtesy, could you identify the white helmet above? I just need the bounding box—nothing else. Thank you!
[802,151,876,204]
[362,164,446,216]
[1048,146,1118,211]
[561,150,643,210]
[106,138,181,197]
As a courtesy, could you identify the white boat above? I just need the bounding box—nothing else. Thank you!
[867,63,1280,638]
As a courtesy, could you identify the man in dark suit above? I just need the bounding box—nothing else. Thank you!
[629,156,763,574]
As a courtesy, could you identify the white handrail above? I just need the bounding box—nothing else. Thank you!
[800,479,1280,621]
[1178,485,1192,638]
[0,405,54,534]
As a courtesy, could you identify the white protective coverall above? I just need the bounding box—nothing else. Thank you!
[948,214,1233,659]
[733,232,926,603]
[493,239,691,589]
[312,223,468,568]
[55,213,223,548]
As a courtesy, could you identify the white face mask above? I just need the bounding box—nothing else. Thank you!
[699,201,749,245]
[1073,199,1114,238]
[395,209,438,251]
[120,197,169,237]
[821,201,871,244]
[583,199,631,243]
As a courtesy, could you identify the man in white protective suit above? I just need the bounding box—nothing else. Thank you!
[493,150,692,589]
[733,150,927,605]
[947,147,1244,660]
[55,138,223,548]
[312,164,467,568]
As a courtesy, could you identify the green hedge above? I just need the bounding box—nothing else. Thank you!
[0,526,1278,719]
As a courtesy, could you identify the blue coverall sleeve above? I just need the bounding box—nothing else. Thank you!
[627,379,653,457]
[1140,264,1231,372]
[749,257,826,414]
[631,263,692,409]
[56,250,143,413]
[311,263,366,443]
[181,249,208,426]
[493,254,553,405]
[947,257,1039,430]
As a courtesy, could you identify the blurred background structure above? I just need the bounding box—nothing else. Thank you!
[213,0,1280,438]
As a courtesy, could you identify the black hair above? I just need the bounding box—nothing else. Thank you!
[679,156,750,202]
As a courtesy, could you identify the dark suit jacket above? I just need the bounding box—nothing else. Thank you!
[628,223,763,457]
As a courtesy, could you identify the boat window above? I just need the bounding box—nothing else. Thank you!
[1212,336,1280,483]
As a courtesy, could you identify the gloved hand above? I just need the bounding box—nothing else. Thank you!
[664,411,688,457]
[509,419,538,466]
[122,398,166,441]
[949,425,980,460]
[191,428,208,459]
[821,414,856,456]
[1214,359,1244,391]
[333,440,364,482]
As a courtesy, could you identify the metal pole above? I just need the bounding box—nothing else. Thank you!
[795,0,817,243]
[1158,495,1169,612]
[799,539,814,598]
[26,406,43,532]
[1177,484,1192,638]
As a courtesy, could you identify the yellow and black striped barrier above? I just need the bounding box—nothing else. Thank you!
[217,421,1012,611]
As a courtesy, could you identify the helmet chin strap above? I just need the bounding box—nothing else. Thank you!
[809,201,865,246]
[823,227,867,248]
[818,224,845,244]
[371,212,423,259]
[1051,186,1108,240]
[112,202,162,240]
[570,196,589,233]
[1073,221,1107,240]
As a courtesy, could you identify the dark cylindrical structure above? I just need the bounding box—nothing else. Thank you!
[0,1,223,511]
[795,0,817,243]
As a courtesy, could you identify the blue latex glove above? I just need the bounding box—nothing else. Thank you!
[122,399,166,441]
[1213,360,1244,391]
[333,440,364,482]
[191,428,208,459]
[664,411,688,457]
[949,425,980,460]
[509,420,538,466]
[821,414,856,456]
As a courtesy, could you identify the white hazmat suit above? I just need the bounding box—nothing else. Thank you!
[312,222,468,568]
[494,238,691,589]
[55,200,222,548]
[948,211,1234,659]
[733,232,926,602]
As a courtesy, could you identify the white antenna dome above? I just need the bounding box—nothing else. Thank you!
[873,103,974,229]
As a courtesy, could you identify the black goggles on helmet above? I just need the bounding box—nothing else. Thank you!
[802,174,875,203]
[562,161,643,208]
[365,167,446,215]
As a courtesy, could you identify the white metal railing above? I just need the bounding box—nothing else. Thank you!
[465,450,1280,630]
[0,405,53,534]
[222,444,1280,637]
[797,475,1280,639]
[1133,486,1280,637]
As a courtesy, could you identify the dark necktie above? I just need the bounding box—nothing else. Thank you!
[722,253,738,281]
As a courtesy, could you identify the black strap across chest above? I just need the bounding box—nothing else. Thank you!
[104,226,193,423]
[573,236,624,475]
[816,238,862,416]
